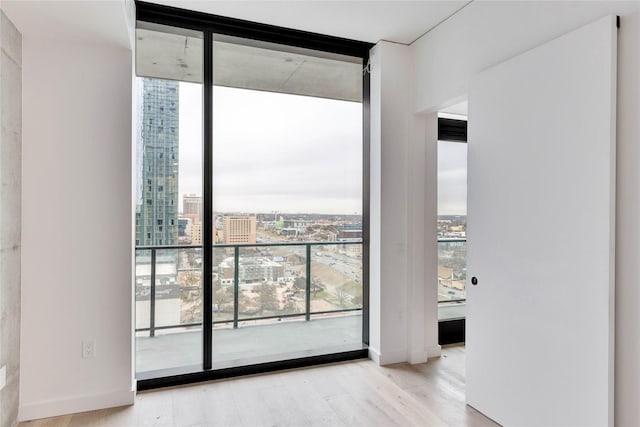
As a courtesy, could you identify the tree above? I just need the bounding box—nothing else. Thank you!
[334,288,350,307]
[181,289,202,322]
[238,291,254,315]
[293,276,306,291]
[257,283,279,314]
[214,285,232,312]
[182,272,200,287]
[311,279,325,296]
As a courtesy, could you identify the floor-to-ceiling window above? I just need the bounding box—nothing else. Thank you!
[134,22,204,375]
[134,3,371,386]
[437,112,468,344]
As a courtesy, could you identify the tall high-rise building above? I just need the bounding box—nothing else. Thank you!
[191,223,202,245]
[182,194,202,226]
[136,78,179,246]
[223,215,257,244]
[183,194,202,215]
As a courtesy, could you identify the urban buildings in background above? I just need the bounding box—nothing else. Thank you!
[222,215,257,244]
[182,194,202,224]
[183,194,202,216]
[218,256,284,285]
[437,215,466,240]
[437,215,467,303]
[180,208,364,246]
[180,194,202,243]
[190,223,202,245]
[135,78,180,246]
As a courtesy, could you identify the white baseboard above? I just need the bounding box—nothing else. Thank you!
[427,344,442,359]
[408,344,442,364]
[408,350,428,364]
[369,347,382,364]
[18,389,135,422]
[368,347,407,366]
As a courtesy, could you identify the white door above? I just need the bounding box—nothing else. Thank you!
[466,16,617,427]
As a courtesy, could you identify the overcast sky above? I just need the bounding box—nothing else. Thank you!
[175,81,466,216]
[178,82,362,215]
[438,140,467,215]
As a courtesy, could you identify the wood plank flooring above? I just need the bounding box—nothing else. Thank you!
[19,345,498,427]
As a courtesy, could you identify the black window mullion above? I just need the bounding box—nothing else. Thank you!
[135,0,372,58]
[362,53,371,346]
[202,29,214,371]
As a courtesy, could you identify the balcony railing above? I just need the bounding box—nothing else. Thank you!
[437,238,467,304]
[135,241,364,337]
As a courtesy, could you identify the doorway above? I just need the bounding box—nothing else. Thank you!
[437,102,468,345]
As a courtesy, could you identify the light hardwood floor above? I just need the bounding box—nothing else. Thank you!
[19,345,498,427]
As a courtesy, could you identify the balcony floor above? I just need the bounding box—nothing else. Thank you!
[136,313,364,377]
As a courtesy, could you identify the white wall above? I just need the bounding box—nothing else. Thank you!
[19,38,134,420]
[614,11,640,427]
[406,111,440,364]
[369,41,440,365]
[412,1,640,114]
[409,2,640,425]
[369,41,409,364]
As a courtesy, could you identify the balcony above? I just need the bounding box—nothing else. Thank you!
[438,239,467,321]
[135,241,365,378]
[135,238,465,378]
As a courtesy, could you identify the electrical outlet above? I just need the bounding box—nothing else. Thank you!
[82,339,96,359]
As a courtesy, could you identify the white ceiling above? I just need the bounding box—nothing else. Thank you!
[148,1,471,44]
[2,0,471,48]
[441,100,468,116]
[2,0,134,49]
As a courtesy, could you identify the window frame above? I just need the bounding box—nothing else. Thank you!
[135,0,372,390]
[437,116,468,345]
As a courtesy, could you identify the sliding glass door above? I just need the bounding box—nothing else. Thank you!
[134,3,370,384]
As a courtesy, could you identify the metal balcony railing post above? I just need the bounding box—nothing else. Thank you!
[305,244,311,321]
[233,246,239,329]
[150,248,156,337]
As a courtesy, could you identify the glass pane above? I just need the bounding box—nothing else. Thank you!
[236,245,306,320]
[437,139,468,321]
[135,23,203,377]
[310,244,363,313]
[211,243,363,369]
[213,247,234,324]
[212,245,308,368]
[209,34,365,369]
[135,249,151,330]
[152,248,202,327]
[438,241,467,320]
[310,243,362,351]
[212,35,363,244]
